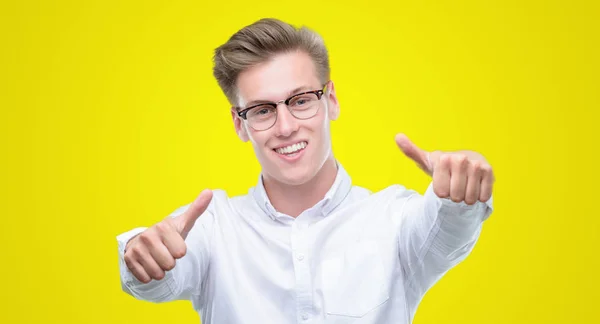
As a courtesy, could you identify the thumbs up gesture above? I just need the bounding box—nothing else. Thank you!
[123,189,213,283]
[395,134,494,205]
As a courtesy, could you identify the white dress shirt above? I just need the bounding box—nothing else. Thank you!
[117,162,493,324]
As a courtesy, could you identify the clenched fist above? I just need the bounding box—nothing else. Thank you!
[395,134,494,205]
[124,189,213,283]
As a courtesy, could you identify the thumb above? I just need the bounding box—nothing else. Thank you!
[395,133,433,175]
[175,189,213,239]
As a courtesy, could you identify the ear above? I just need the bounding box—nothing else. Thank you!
[231,108,250,142]
[325,81,340,121]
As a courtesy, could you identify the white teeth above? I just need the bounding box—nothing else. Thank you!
[276,141,307,155]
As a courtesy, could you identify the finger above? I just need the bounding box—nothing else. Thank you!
[479,165,494,202]
[395,133,432,174]
[450,155,469,203]
[465,161,483,205]
[176,189,214,238]
[160,224,187,259]
[127,242,165,281]
[125,258,151,284]
[138,249,166,281]
[137,233,170,278]
[148,241,177,272]
[433,154,451,198]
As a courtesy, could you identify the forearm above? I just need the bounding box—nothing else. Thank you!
[399,183,493,297]
[425,191,491,261]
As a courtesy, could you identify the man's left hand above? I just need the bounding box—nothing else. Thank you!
[395,133,495,205]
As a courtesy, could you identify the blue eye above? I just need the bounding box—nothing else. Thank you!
[257,108,270,115]
[248,105,275,119]
[290,94,317,107]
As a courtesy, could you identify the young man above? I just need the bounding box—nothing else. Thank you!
[117,18,494,324]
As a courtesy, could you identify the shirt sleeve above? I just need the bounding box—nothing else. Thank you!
[117,202,216,303]
[396,182,493,307]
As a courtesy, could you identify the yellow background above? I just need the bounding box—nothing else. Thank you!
[1,0,598,323]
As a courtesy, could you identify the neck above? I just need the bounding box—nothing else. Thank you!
[263,155,338,218]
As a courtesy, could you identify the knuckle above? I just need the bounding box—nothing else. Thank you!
[471,161,483,172]
[433,186,449,198]
[163,217,177,227]
[450,188,465,202]
[439,154,452,166]
[131,269,145,282]
[451,195,463,203]
[481,164,493,174]
[465,196,477,205]
[453,154,468,165]
[152,270,166,281]
[155,221,171,233]
[130,246,143,259]
[124,255,134,269]
[163,260,176,271]
[139,233,158,249]
[480,192,492,202]
[138,232,153,244]
[172,246,187,259]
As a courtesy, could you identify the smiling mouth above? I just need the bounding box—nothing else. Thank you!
[273,141,308,155]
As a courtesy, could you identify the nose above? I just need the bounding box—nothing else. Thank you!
[273,103,299,137]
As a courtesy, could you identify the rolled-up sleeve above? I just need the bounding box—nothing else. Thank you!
[397,182,493,306]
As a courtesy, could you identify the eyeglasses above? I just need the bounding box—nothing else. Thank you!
[235,84,327,131]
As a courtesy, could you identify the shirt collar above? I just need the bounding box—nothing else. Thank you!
[251,160,352,220]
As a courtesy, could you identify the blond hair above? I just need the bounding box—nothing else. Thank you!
[212,18,330,106]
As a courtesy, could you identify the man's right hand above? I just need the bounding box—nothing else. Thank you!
[123,189,213,283]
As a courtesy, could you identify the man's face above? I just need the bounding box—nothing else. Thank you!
[233,51,340,186]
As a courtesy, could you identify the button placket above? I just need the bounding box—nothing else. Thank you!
[291,223,313,323]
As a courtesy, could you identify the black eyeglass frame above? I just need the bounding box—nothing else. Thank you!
[234,84,328,121]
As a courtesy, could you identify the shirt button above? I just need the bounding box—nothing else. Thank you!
[302,314,309,320]
[297,254,305,261]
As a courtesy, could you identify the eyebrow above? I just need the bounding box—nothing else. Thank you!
[244,85,313,107]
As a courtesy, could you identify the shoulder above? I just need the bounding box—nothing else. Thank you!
[166,189,242,219]
[204,189,256,214]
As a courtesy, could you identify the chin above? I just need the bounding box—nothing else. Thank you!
[278,172,311,186]
[261,159,316,186]
[274,165,314,186]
